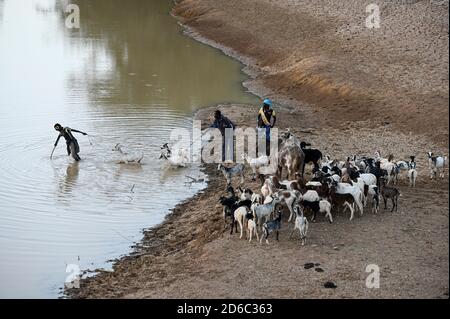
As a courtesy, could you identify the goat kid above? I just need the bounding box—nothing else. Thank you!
[260,207,282,244]
[289,205,309,246]
[366,185,380,214]
[245,212,259,243]
[330,181,364,219]
[300,197,333,223]
[329,185,356,220]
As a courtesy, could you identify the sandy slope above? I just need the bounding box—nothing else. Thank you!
[67,0,449,298]
[174,0,449,147]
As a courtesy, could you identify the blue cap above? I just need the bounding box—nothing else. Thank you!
[263,98,272,107]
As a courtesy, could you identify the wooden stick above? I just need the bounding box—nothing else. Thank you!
[50,145,56,159]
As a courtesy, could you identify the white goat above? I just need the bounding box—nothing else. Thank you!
[331,174,341,183]
[319,199,333,223]
[375,151,396,185]
[394,160,410,183]
[261,176,278,198]
[367,185,380,214]
[246,215,259,243]
[407,156,418,187]
[113,143,144,164]
[251,193,263,204]
[359,173,377,186]
[234,206,248,239]
[355,173,377,207]
[333,182,364,218]
[302,190,320,202]
[381,162,396,185]
[242,154,269,181]
[408,168,417,187]
[159,143,189,167]
[305,181,322,188]
[261,182,271,198]
[276,190,301,223]
[427,152,447,179]
[289,206,309,246]
[263,195,274,205]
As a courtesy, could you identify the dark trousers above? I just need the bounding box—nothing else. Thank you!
[67,139,81,161]
[257,126,271,156]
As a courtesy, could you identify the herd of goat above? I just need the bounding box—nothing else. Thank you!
[217,131,448,245]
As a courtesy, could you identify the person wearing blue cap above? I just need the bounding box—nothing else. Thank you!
[257,98,276,155]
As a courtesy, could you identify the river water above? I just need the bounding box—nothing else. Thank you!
[0,0,257,298]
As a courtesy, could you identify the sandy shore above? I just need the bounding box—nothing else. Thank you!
[67,0,449,298]
[174,0,449,147]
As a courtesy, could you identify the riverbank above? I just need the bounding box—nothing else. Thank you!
[173,0,449,148]
[67,0,449,298]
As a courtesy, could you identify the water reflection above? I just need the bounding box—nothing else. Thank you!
[59,161,80,196]
[60,0,256,110]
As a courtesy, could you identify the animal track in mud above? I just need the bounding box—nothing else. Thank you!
[315,267,324,272]
[304,263,315,270]
[324,281,337,289]
[304,263,324,273]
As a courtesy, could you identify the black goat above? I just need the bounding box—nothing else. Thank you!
[300,142,323,177]
[380,177,400,212]
[300,199,320,223]
[330,166,342,177]
[219,194,252,234]
[366,160,387,187]
[347,167,360,181]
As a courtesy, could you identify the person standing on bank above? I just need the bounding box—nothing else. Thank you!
[53,123,87,161]
[210,110,235,161]
[257,98,276,155]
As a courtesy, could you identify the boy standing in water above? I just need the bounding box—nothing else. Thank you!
[53,123,87,161]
